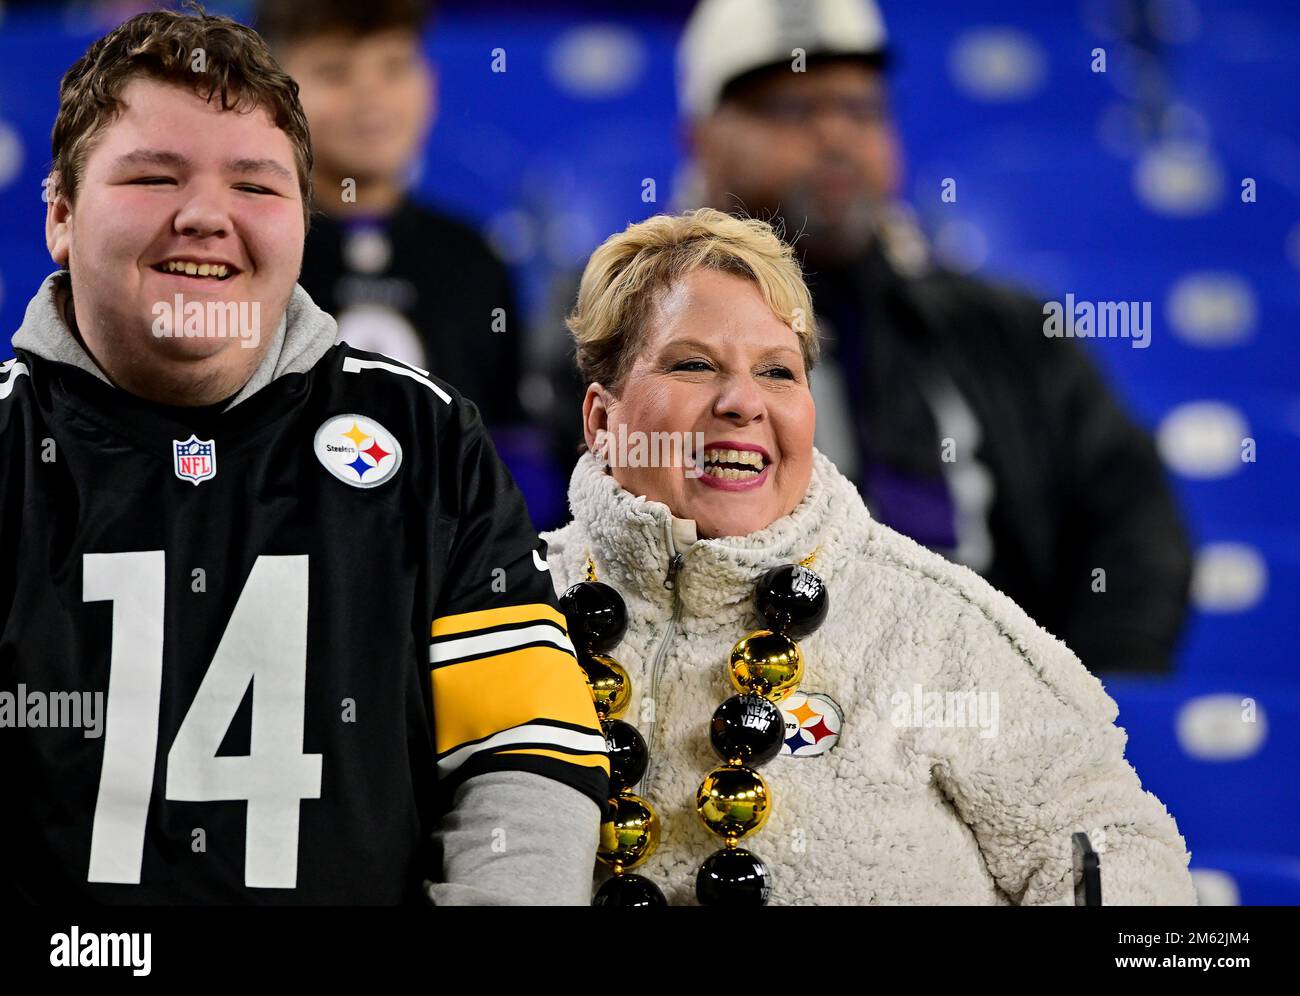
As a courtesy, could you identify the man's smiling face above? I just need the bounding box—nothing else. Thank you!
[47,76,305,372]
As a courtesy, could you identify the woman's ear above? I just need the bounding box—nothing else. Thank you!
[45,173,72,267]
[582,383,611,465]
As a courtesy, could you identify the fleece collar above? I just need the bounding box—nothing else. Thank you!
[10,270,337,410]
[562,447,870,619]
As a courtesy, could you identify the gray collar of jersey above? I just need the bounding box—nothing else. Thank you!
[11,270,339,411]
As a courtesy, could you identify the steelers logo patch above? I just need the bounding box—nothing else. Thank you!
[314,414,403,489]
[779,691,843,757]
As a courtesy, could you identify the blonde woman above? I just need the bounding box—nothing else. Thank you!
[542,208,1197,906]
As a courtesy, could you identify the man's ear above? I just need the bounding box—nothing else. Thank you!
[582,382,611,459]
[45,173,72,267]
[683,116,728,205]
[685,114,728,170]
[678,116,699,159]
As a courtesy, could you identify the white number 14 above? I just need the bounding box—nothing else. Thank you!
[84,552,322,889]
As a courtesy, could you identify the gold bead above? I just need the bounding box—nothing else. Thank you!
[728,630,803,702]
[596,793,660,870]
[581,653,631,719]
[599,806,620,854]
[696,764,771,841]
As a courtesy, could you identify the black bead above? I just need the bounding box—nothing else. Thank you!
[696,848,772,906]
[604,719,649,793]
[709,694,785,766]
[755,564,829,638]
[593,873,667,906]
[559,581,628,653]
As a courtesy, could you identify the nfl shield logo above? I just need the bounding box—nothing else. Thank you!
[173,434,217,485]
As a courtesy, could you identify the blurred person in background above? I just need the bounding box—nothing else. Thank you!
[256,0,526,431]
[678,0,1195,676]
[543,0,1192,675]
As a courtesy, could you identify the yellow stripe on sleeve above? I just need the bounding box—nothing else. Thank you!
[431,644,600,755]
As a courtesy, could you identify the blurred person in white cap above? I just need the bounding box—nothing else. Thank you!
[665,0,1193,676]
[678,0,896,264]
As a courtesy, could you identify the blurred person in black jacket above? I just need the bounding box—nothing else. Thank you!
[256,0,524,430]
[542,0,1191,674]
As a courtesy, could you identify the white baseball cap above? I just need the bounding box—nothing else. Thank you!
[678,0,890,119]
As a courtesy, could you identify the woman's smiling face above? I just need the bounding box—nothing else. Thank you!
[584,268,816,539]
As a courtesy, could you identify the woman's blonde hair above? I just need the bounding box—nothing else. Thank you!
[567,208,819,394]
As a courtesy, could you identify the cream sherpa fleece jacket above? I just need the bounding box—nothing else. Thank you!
[541,449,1198,906]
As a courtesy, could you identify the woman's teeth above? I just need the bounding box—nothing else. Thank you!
[704,466,761,480]
[159,260,231,279]
[702,448,766,479]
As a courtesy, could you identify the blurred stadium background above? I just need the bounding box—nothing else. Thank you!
[0,0,1295,903]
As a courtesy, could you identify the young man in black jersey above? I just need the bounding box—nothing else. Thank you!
[0,7,607,904]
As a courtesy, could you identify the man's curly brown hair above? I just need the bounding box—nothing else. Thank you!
[49,4,314,228]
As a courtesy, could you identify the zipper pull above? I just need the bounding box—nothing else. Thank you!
[664,553,684,590]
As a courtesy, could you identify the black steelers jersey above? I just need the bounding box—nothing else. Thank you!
[0,345,609,904]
